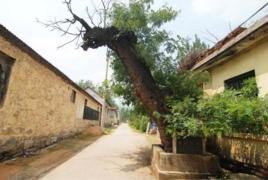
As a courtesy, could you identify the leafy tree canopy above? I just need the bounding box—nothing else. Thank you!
[109,0,209,109]
[77,79,96,90]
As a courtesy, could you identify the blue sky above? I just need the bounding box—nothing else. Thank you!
[0,0,267,85]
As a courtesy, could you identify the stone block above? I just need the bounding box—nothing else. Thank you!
[151,144,222,179]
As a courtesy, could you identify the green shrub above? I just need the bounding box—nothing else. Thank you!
[198,91,268,135]
[166,78,268,137]
[165,97,204,137]
[240,78,259,98]
[129,112,149,132]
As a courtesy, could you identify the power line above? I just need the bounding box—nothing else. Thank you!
[240,2,268,27]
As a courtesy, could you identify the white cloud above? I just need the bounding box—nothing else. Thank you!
[192,0,268,24]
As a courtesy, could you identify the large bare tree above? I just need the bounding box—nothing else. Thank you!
[42,0,172,151]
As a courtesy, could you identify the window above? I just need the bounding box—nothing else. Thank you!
[83,106,99,120]
[224,70,255,90]
[0,53,15,106]
[84,99,87,106]
[70,90,76,103]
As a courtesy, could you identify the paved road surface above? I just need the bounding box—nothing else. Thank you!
[41,124,154,180]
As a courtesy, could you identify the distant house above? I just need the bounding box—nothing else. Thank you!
[107,107,119,126]
[0,25,102,159]
[191,15,268,96]
[86,88,119,127]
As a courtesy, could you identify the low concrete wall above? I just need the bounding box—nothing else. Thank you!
[207,134,268,169]
[151,145,222,180]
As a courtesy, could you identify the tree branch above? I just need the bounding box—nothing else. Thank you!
[38,0,136,50]
[86,7,97,26]
[63,0,91,31]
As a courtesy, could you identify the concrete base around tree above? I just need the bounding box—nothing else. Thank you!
[151,144,222,179]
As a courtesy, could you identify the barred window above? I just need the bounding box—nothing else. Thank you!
[224,70,255,90]
[83,106,99,120]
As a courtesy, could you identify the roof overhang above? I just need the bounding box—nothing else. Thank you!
[191,15,268,71]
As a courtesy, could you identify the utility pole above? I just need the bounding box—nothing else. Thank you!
[104,50,110,94]
[102,0,110,97]
[100,0,113,127]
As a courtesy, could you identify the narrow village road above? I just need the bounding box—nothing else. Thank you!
[41,124,154,180]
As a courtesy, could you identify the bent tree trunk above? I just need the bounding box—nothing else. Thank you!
[110,39,172,151]
[61,5,172,150]
[80,28,172,151]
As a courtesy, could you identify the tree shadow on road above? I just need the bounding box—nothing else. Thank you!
[119,146,151,172]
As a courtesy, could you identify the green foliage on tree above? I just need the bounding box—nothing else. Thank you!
[97,81,117,107]
[110,0,176,107]
[77,79,96,90]
[176,35,209,61]
[110,0,209,109]
[129,110,149,132]
[108,0,210,135]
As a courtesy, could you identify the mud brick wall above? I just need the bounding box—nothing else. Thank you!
[0,28,101,160]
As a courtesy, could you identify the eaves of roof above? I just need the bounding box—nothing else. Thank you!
[191,15,268,71]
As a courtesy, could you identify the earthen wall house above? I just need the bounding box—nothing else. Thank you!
[0,25,102,159]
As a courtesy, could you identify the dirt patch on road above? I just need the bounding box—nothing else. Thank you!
[0,126,103,180]
[0,165,21,180]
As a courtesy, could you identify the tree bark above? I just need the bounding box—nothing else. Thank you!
[108,38,172,151]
